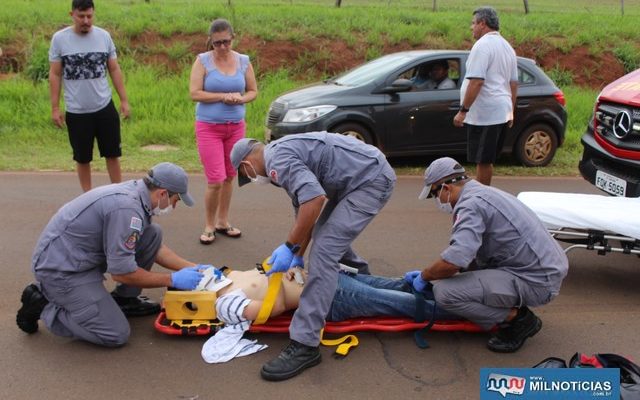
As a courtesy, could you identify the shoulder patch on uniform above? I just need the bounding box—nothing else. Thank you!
[124,231,139,250]
[130,217,143,232]
[269,169,278,183]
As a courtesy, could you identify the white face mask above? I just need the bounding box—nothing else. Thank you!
[152,192,173,216]
[435,186,453,214]
[243,162,271,185]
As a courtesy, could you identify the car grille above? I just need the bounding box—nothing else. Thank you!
[267,101,286,126]
[594,102,640,151]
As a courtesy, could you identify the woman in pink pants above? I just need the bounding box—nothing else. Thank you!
[189,18,258,244]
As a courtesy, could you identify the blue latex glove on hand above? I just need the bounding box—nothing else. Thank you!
[403,270,430,292]
[289,255,304,270]
[412,275,430,292]
[404,270,421,286]
[267,243,294,276]
[171,266,204,290]
[196,264,222,280]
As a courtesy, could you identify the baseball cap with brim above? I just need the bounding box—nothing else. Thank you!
[231,138,260,187]
[148,162,195,206]
[418,157,466,200]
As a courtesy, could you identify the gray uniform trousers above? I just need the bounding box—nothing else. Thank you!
[290,172,395,346]
[39,224,162,347]
[433,268,555,331]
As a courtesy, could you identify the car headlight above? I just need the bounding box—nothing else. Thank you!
[282,105,337,123]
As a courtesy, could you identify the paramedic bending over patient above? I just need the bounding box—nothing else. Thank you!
[230,132,396,381]
[406,157,568,353]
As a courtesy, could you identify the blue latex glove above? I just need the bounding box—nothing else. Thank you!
[267,243,294,276]
[289,255,305,270]
[196,264,222,280]
[171,266,204,290]
[404,270,421,286]
[412,274,431,293]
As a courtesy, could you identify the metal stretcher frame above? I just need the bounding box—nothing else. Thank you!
[548,228,640,256]
[516,191,640,257]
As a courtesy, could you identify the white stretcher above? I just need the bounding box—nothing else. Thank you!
[517,192,640,255]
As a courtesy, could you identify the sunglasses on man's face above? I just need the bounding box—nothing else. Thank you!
[429,184,444,198]
[212,39,232,47]
[428,175,469,198]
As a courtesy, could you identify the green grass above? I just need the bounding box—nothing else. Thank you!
[1,0,638,174]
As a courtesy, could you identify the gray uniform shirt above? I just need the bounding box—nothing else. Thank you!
[32,180,153,286]
[441,180,568,293]
[49,26,116,113]
[264,132,395,206]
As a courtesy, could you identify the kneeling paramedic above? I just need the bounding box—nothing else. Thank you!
[406,157,568,353]
[17,162,211,347]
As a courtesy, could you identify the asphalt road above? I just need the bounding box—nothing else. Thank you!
[2,172,639,400]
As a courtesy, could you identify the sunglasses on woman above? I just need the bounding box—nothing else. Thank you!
[212,39,232,47]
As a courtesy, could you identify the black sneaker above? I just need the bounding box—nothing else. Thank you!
[261,340,321,381]
[16,284,49,334]
[111,292,160,317]
[487,306,542,353]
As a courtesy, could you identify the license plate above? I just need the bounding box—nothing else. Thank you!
[595,170,626,196]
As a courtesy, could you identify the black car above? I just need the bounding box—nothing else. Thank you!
[579,68,640,197]
[265,50,567,166]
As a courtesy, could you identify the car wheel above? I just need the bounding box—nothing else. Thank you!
[513,123,558,167]
[332,123,374,145]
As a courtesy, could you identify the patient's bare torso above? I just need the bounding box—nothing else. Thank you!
[218,269,306,311]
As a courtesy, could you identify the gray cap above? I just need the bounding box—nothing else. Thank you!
[148,162,194,206]
[418,157,466,200]
[231,138,260,187]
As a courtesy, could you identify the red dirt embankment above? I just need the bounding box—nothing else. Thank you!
[1,32,626,88]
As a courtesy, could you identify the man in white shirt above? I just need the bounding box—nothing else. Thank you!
[453,7,518,186]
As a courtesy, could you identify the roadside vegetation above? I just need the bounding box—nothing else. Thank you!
[1,0,638,175]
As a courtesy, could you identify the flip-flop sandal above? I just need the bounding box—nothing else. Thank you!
[215,226,242,238]
[199,230,215,245]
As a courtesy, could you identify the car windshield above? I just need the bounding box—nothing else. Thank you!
[333,53,420,87]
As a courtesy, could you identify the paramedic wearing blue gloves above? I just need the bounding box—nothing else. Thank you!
[407,157,568,353]
[16,162,208,347]
[231,132,396,381]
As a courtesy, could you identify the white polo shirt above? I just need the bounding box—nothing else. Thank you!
[460,31,518,126]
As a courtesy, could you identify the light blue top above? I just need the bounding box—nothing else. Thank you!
[195,51,250,123]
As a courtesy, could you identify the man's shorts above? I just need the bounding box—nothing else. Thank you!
[65,100,121,163]
[466,123,507,164]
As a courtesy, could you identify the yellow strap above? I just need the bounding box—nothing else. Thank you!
[253,258,283,325]
[320,328,359,356]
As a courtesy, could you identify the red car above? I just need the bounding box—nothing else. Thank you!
[579,69,640,196]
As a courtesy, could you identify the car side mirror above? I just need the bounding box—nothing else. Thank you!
[376,78,414,94]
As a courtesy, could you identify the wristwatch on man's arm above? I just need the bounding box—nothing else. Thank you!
[285,241,301,254]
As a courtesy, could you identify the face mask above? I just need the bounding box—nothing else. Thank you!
[152,192,173,216]
[435,187,453,214]
[243,162,271,185]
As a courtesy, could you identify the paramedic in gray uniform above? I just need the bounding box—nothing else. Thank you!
[231,132,396,381]
[16,162,207,347]
[406,157,568,353]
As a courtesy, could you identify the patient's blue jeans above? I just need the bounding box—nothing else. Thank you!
[326,273,461,322]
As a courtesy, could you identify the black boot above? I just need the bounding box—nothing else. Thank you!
[16,284,49,334]
[261,340,321,381]
[111,292,160,317]
[487,306,542,353]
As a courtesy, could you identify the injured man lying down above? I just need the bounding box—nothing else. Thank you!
[192,265,460,363]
